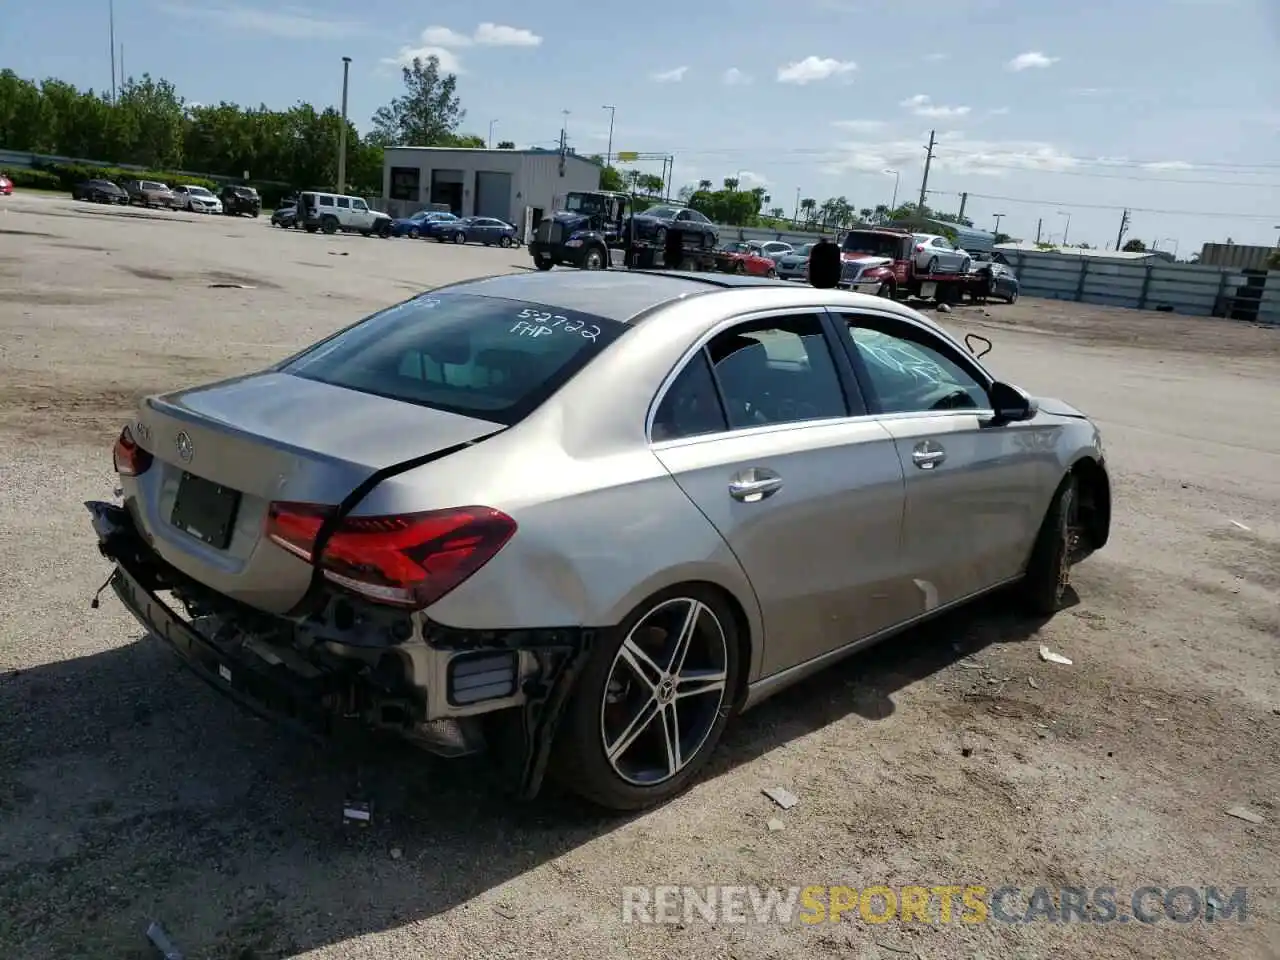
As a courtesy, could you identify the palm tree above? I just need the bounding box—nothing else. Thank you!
[768,207,785,220]
[800,197,816,224]
[873,203,889,224]
[859,207,873,223]
[698,179,713,191]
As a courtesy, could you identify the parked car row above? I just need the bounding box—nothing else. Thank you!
[269,197,522,248]
[70,178,261,216]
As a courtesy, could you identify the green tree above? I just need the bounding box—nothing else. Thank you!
[369,55,465,147]
[993,231,1011,244]
[637,172,664,195]
[496,140,516,149]
[113,74,186,168]
[768,207,785,220]
[1122,238,1147,252]
[599,165,624,191]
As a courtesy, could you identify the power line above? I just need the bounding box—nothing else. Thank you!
[925,189,1279,220]
[922,158,1280,188]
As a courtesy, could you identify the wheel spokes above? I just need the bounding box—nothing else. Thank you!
[618,638,663,691]
[666,600,703,676]
[606,695,661,762]
[660,703,682,776]
[676,667,727,700]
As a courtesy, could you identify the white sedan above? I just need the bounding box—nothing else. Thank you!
[757,240,794,263]
[912,233,970,275]
[173,185,223,214]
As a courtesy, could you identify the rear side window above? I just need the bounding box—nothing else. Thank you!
[282,293,629,426]
[319,196,334,207]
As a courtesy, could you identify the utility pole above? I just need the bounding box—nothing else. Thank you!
[957,191,968,221]
[336,56,352,195]
[793,186,801,227]
[1115,208,1131,251]
[917,129,936,212]
[1035,218,1043,244]
[487,120,497,149]
[120,44,125,88]
[109,0,117,103]
[601,105,616,168]
[993,212,1006,235]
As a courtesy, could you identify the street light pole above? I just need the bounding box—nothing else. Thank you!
[108,0,117,103]
[1058,210,1072,246]
[336,56,352,195]
[488,120,497,148]
[993,212,1006,234]
[883,169,899,210]
[601,105,616,168]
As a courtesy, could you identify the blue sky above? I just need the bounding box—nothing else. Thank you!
[4,0,1278,252]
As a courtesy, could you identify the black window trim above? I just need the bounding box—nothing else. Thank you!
[828,308,995,417]
[646,306,872,446]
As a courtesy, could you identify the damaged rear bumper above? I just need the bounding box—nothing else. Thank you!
[85,499,595,799]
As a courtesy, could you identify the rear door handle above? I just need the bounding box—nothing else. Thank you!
[911,443,946,469]
[728,476,783,502]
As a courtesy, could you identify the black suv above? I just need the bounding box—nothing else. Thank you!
[220,185,261,217]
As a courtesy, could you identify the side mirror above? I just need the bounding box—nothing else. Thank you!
[988,381,1038,423]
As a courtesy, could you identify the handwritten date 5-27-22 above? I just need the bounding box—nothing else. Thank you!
[510,309,599,342]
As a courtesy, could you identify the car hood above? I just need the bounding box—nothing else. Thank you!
[552,211,589,227]
[1034,396,1089,420]
[841,254,893,268]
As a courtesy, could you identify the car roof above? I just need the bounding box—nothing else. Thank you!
[439,270,808,323]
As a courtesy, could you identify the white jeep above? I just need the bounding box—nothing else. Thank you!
[298,191,393,237]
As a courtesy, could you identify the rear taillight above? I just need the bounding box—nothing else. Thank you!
[915,244,925,252]
[113,425,153,477]
[265,502,517,609]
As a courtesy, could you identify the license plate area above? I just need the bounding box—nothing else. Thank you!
[170,472,241,549]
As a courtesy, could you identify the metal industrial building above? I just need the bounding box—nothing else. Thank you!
[380,147,601,231]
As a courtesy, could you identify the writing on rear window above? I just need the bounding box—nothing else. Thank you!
[511,308,600,341]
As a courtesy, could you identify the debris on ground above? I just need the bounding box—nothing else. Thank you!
[937,302,953,313]
[146,921,184,960]
[1028,677,1039,689]
[492,903,517,919]
[763,786,800,810]
[1224,806,1265,825]
[1039,645,1073,665]
[328,251,349,256]
[390,847,403,860]
[1229,520,1250,531]
[342,799,372,826]
[207,282,255,289]
[767,818,785,832]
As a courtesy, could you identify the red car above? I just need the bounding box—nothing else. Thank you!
[715,241,777,277]
[0,173,13,196]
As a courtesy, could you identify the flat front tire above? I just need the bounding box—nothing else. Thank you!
[553,586,740,811]
[1019,474,1080,616]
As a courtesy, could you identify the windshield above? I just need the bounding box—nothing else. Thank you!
[231,186,257,196]
[189,187,212,196]
[842,231,906,258]
[281,292,630,426]
[796,243,815,256]
[643,206,681,220]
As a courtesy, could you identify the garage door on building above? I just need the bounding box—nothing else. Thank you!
[473,171,513,222]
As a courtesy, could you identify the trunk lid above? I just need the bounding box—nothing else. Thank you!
[125,372,500,614]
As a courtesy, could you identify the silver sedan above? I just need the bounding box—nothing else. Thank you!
[88,270,1111,812]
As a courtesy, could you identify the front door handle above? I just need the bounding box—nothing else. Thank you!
[911,442,946,470]
[728,475,783,502]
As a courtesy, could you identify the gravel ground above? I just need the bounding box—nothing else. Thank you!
[1,193,1277,960]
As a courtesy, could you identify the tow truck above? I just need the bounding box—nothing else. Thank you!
[528,191,718,272]
[837,226,989,304]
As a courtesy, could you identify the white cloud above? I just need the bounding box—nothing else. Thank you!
[473,22,542,46]
[157,3,362,39]
[383,45,465,74]
[831,119,887,133]
[1142,160,1193,171]
[988,106,1011,116]
[1068,87,1110,96]
[736,170,769,187]
[924,52,949,62]
[1007,51,1059,71]
[900,94,970,118]
[777,56,857,84]
[651,66,689,82]
[722,67,751,86]
[824,135,1080,177]
[418,26,473,46]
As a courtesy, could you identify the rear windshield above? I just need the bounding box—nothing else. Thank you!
[842,231,906,258]
[280,292,629,426]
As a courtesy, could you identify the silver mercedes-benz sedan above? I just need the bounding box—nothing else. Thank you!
[88,270,1111,812]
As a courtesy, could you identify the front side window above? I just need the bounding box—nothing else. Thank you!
[282,293,629,426]
[838,318,989,414]
[336,197,351,209]
[353,199,368,211]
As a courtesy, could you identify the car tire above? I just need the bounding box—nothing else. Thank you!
[653,227,667,249]
[734,260,747,274]
[1006,288,1019,304]
[583,247,605,270]
[408,227,420,239]
[453,230,466,244]
[552,585,741,812]
[321,216,338,235]
[499,236,512,248]
[926,256,939,274]
[767,267,777,278]
[878,281,894,298]
[960,257,971,273]
[305,224,318,234]
[534,258,554,271]
[1019,474,1080,616]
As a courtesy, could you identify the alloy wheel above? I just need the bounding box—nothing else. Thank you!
[600,598,729,787]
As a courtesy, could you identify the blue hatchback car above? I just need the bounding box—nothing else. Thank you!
[391,210,456,239]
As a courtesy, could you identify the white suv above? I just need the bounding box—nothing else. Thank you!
[298,192,393,237]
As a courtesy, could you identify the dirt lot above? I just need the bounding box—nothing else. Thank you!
[0,193,1276,960]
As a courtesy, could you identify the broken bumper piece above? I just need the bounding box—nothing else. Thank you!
[84,499,596,799]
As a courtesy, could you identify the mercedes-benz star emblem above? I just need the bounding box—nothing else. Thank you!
[175,431,194,462]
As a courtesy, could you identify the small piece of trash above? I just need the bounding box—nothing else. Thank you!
[492,904,517,919]
[936,302,952,314]
[1038,645,1072,665]
[146,921,184,960]
[206,282,255,289]
[328,251,349,256]
[957,660,984,670]
[1027,677,1039,689]
[1139,698,1157,709]
[342,799,372,825]
[767,818,785,832]
[873,940,915,955]
[1225,806,1264,825]
[390,847,403,860]
[763,786,799,810]
[1229,520,1250,531]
